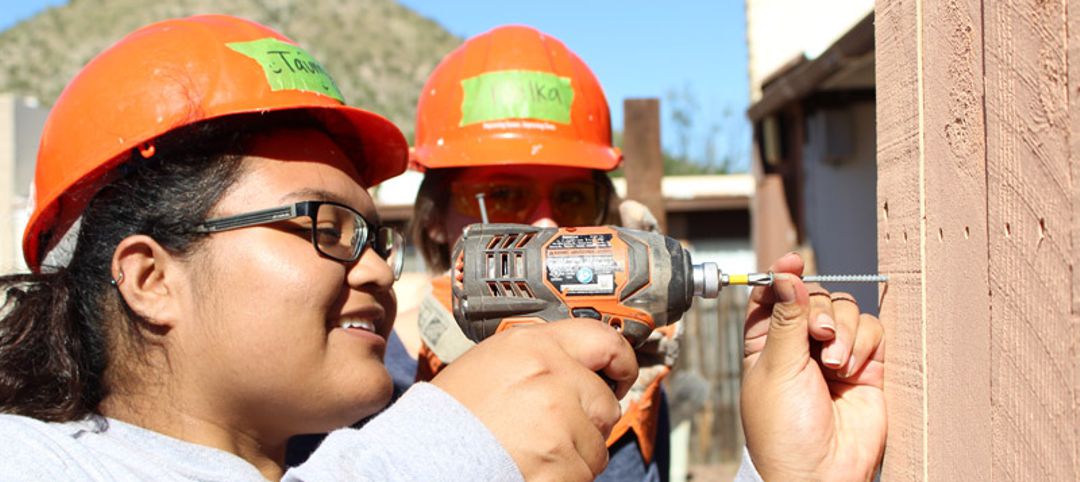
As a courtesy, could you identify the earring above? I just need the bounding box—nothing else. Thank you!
[110,271,125,286]
[429,227,447,244]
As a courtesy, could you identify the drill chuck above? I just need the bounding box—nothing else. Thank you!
[692,262,722,298]
[691,265,888,299]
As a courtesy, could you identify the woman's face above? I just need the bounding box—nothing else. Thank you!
[178,128,397,438]
[441,165,606,249]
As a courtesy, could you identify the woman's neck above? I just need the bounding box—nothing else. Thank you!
[100,392,288,480]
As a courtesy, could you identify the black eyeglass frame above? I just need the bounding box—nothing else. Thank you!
[193,201,400,269]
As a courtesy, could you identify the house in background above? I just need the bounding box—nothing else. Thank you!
[746,2,878,312]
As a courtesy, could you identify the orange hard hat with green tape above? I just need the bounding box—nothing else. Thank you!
[412,25,621,171]
[23,14,407,270]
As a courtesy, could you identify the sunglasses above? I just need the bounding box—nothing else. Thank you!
[194,200,404,279]
[450,178,609,226]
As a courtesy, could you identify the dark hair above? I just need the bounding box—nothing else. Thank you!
[409,168,456,274]
[409,169,617,273]
[0,111,323,422]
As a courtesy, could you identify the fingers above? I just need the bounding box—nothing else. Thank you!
[818,311,885,390]
[575,361,625,439]
[545,319,639,399]
[820,292,859,370]
[518,321,624,479]
[519,379,613,481]
[569,402,614,477]
[839,313,884,380]
[806,285,837,342]
[432,319,630,481]
[866,314,885,363]
[507,379,612,482]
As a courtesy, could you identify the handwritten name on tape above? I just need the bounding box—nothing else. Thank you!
[460,70,575,126]
[227,38,344,103]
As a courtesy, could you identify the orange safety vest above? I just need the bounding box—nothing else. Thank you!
[415,275,673,463]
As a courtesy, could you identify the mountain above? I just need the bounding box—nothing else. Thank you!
[0,0,462,139]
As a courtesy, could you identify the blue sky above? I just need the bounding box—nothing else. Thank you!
[0,0,750,170]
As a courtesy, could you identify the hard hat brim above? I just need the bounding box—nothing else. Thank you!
[306,105,409,186]
[412,135,621,172]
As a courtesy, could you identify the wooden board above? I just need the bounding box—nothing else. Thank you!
[876,0,993,478]
[984,0,1077,479]
[1072,0,1080,472]
[877,0,1078,478]
[875,0,927,478]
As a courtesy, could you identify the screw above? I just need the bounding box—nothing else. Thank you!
[731,273,888,287]
[802,274,888,284]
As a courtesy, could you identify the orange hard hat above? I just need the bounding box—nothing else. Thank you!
[412,25,621,171]
[23,14,408,270]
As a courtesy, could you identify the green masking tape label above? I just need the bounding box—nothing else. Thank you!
[460,70,574,126]
[227,38,344,102]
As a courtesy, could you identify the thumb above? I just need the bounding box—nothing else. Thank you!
[759,273,811,371]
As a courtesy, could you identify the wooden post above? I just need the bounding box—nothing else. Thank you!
[984,1,1075,479]
[876,0,1078,479]
[752,175,798,271]
[622,98,667,232]
[750,109,800,272]
[1071,4,1080,473]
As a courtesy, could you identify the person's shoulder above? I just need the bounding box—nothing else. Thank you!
[0,412,84,440]
[0,413,80,477]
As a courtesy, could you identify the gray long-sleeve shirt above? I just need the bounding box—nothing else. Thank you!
[0,383,522,481]
[0,382,761,481]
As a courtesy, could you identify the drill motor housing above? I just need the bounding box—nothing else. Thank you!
[451,223,695,347]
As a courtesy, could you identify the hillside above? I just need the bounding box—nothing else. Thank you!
[0,0,462,139]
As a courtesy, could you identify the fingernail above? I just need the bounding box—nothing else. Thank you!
[822,343,844,368]
[773,273,797,304]
[843,354,859,378]
[817,313,836,335]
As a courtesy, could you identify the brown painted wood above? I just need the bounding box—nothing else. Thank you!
[921,0,993,479]
[876,0,993,478]
[984,0,1077,479]
[752,174,797,271]
[622,98,667,232]
[876,1,929,478]
[878,0,1079,478]
[1071,0,1080,473]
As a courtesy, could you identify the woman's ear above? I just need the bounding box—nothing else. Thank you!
[111,235,187,330]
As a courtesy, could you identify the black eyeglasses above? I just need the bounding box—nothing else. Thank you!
[194,200,404,279]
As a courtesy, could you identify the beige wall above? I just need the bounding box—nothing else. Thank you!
[746,0,872,100]
[0,94,46,274]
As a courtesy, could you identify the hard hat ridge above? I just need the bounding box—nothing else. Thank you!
[412,25,622,172]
